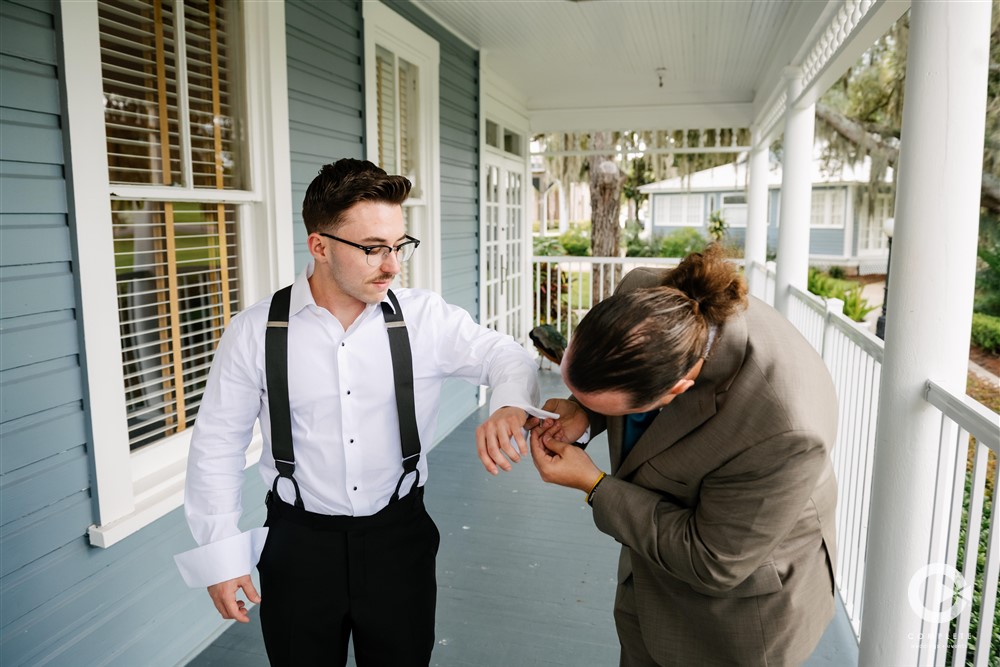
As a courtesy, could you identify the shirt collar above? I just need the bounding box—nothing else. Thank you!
[288,259,388,322]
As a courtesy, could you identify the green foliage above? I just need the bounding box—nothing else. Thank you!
[828,265,846,279]
[657,228,707,258]
[706,210,728,242]
[622,156,654,215]
[533,235,565,256]
[840,285,878,323]
[976,212,1000,317]
[807,267,877,323]
[622,220,655,257]
[971,312,1000,354]
[558,227,591,256]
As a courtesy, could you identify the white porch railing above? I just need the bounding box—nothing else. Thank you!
[531,256,684,343]
[532,255,1000,664]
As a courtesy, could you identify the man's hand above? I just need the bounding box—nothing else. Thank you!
[207,574,261,623]
[526,398,590,446]
[530,429,603,492]
[475,406,529,475]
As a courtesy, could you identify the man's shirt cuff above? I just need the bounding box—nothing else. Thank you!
[174,527,269,588]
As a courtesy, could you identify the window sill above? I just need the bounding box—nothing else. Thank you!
[88,431,263,548]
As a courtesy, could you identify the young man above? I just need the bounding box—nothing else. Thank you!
[175,159,539,666]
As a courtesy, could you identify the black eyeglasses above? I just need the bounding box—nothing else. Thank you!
[318,232,420,266]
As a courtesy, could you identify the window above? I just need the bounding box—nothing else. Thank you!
[101,0,244,448]
[653,193,703,226]
[486,118,524,159]
[364,2,440,292]
[720,193,747,227]
[860,192,893,252]
[810,188,846,228]
[63,0,292,546]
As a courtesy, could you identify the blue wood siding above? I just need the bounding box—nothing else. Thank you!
[0,3,266,665]
[286,0,366,271]
[810,227,846,256]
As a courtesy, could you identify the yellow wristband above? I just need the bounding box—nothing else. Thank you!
[586,471,607,506]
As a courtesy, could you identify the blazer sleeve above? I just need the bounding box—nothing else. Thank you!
[590,429,829,593]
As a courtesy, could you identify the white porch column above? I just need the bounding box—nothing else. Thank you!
[858,2,991,666]
[745,127,770,299]
[774,67,815,315]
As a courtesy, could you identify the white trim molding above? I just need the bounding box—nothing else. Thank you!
[62,0,292,547]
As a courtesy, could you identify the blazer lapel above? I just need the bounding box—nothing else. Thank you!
[614,309,749,479]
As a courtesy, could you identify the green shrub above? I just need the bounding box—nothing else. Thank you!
[971,312,1000,354]
[622,220,655,257]
[808,267,875,323]
[559,227,591,256]
[840,285,878,322]
[533,236,565,256]
[828,265,846,279]
[658,228,707,258]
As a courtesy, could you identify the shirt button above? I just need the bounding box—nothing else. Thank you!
[349,439,355,444]
[346,390,351,395]
[353,486,358,491]
[341,342,345,347]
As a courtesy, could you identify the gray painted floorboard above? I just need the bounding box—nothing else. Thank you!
[187,369,857,666]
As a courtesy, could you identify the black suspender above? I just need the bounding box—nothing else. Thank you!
[264,287,422,509]
[265,286,302,508]
[380,290,422,502]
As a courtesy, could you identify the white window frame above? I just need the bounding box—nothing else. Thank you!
[810,187,847,229]
[858,191,893,255]
[720,192,748,228]
[62,0,294,548]
[363,0,441,293]
[652,193,703,227]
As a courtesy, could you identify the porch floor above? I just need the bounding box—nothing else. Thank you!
[187,368,859,667]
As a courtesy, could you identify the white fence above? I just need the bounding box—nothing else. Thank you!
[532,256,999,663]
[531,256,683,343]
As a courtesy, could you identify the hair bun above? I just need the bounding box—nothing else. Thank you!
[662,243,747,325]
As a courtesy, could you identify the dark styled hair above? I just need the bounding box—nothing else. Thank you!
[565,244,748,408]
[301,158,411,234]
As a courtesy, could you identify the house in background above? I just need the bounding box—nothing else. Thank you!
[640,150,894,275]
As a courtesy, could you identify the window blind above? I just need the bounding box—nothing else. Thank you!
[99,0,244,189]
[376,45,397,175]
[113,200,239,449]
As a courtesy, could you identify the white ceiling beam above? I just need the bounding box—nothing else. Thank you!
[529,103,754,135]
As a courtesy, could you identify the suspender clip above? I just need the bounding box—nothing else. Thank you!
[401,452,419,472]
[274,458,296,477]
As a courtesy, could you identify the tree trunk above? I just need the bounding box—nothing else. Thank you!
[588,131,624,304]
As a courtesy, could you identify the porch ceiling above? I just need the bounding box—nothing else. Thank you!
[410,0,910,135]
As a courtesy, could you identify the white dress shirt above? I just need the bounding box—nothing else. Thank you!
[174,261,539,587]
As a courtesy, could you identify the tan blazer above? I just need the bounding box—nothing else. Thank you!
[586,268,838,666]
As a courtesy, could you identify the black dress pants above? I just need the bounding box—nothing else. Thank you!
[257,488,439,667]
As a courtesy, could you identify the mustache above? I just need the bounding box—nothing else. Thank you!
[370,273,395,283]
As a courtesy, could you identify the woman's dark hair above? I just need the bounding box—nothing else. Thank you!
[301,158,411,234]
[565,244,748,408]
